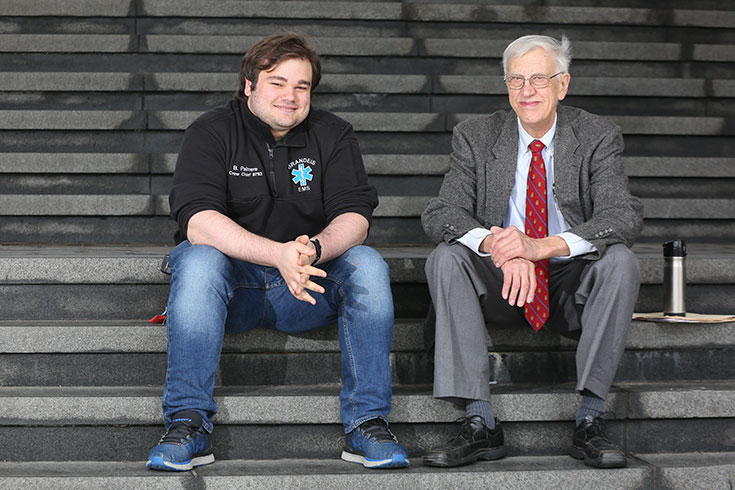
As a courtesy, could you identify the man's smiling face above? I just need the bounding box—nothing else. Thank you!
[507,47,570,138]
[245,57,312,140]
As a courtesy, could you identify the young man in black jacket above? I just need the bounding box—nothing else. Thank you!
[146,33,408,471]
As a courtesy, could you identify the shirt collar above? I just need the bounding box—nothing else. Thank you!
[517,114,557,154]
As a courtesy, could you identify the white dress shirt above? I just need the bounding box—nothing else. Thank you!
[458,115,597,261]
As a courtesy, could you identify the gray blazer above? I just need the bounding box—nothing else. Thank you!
[422,105,643,259]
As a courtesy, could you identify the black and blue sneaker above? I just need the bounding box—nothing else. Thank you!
[146,411,214,471]
[341,418,410,469]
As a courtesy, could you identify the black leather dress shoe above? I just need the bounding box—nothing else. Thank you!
[422,416,507,467]
[569,415,628,468]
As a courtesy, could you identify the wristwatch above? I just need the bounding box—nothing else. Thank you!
[310,238,322,265]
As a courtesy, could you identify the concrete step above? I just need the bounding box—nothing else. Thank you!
[0,244,733,319]
[1,194,733,221]
[141,0,403,21]
[1,276,729,320]
[404,5,735,28]
[4,19,733,47]
[15,345,726,387]
[437,76,735,98]
[140,2,735,29]
[5,1,735,27]
[0,34,417,56]
[1,34,734,63]
[0,0,132,17]
[0,320,733,387]
[131,20,735,46]
[0,128,725,158]
[3,73,735,100]
[134,18,402,39]
[371,196,735,220]
[0,216,178,245]
[3,216,733,247]
[1,110,731,136]
[1,380,732,426]
[3,453,735,490]
[4,93,720,118]
[3,319,734,353]
[1,244,734,285]
[410,7,735,28]
[1,153,733,178]
[294,38,716,63]
[422,38,735,62]
[0,53,728,80]
[5,173,731,199]
[0,457,647,490]
[0,72,427,94]
[449,114,734,136]
[0,382,733,460]
[0,148,732,242]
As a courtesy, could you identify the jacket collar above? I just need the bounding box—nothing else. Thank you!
[484,105,583,226]
[552,105,582,211]
[492,105,580,162]
[492,110,519,161]
[477,111,518,226]
[517,114,556,153]
[238,98,307,148]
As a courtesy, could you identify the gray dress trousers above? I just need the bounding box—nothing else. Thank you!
[425,242,640,404]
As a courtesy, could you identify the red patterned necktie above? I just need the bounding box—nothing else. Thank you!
[524,140,550,332]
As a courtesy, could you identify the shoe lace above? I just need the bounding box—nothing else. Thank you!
[586,413,614,444]
[159,421,200,445]
[443,416,481,447]
[359,418,397,443]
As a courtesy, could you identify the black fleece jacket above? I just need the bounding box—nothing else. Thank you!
[169,98,378,244]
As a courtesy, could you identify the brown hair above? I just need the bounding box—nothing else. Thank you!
[237,32,321,99]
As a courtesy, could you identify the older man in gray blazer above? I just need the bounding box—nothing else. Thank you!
[421,35,643,469]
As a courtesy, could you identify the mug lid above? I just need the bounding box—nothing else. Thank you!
[663,240,687,257]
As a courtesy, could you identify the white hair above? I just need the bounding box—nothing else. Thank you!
[502,35,572,76]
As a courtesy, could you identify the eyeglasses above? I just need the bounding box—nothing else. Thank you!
[504,72,563,90]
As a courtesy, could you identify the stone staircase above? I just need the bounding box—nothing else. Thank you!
[1,0,734,488]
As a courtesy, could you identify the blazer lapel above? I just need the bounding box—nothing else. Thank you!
[552,107,582,225]
[487,113,520,225]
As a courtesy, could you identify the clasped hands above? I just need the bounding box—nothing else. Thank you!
[481,225,544,308]
[276,234,326,305]
[277,227,553,306]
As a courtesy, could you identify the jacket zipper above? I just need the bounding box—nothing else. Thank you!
[266,142,278,197]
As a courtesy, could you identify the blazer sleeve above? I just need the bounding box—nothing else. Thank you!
[565,123,644,258]
[422,124,488,244]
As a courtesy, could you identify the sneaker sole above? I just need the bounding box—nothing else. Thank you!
[146,453,215,471]
[341,450,410,469]
[422,446,507,468]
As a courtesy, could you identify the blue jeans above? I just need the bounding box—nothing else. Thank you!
[162,241,395,433]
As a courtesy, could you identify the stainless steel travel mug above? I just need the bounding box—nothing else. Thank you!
[663,240,687,316]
